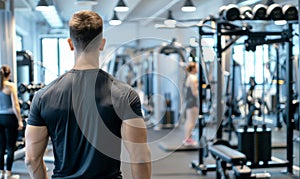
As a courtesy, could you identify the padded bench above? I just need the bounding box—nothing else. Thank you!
[209,144,252,179]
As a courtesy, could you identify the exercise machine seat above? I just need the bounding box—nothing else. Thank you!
[209,145,246,165]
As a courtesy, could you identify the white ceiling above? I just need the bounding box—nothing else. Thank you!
[14,0,299,29]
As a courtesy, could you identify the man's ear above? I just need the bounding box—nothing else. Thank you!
[99,38,106,51]
[68,38,74,51]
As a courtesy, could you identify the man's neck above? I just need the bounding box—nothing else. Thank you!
[73,51,100,70]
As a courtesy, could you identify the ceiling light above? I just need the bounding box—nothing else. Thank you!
[36,0,64,28]
[164,10,176,26]
[74,0,98,6]
[181,0,196,12]
[114,0,129,12]
[35,0,49,11]
[109,11,122,26]
[39,6,63,28]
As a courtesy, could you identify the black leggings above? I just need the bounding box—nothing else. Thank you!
[0,114,18,171]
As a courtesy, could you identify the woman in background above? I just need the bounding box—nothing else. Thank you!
[0,65,23,179]
[183,62,199,146]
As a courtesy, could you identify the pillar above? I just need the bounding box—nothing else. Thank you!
[0,0,16,82]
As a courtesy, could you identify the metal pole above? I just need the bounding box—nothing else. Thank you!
[275,45,282,128]
[298,0,300,148]
[197,26,204,165]
[228,58,235,140]
[216,22,223,139]
[286,23,294,174]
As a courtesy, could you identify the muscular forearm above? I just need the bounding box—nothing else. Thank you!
[131,162,151,179]
[122,118,152,178]
[130,145,151,179]
[25,158,48,179]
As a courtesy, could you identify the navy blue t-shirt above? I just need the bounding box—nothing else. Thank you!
[28,69,143,179]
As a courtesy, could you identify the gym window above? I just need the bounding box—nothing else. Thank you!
[233,44,268,85]
[41,37,74,84]
[15,34,23,51]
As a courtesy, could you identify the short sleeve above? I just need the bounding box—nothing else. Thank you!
[112,85,144,120]
[127,89,143,118]
[27,92,46,126]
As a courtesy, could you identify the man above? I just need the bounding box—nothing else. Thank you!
[25,10,151,179]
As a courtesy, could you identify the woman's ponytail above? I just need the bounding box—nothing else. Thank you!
[0,68,4,90]
[0,65,11,90]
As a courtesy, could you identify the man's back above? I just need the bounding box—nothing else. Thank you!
[25,10,151,179]
[28,69,142,178]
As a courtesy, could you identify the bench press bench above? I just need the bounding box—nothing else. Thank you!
[209,144,252,179]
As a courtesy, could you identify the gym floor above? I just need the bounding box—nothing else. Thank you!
[10,115,300,179]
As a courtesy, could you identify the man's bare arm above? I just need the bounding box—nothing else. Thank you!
[121,118,151,179]
[25,125,49,179]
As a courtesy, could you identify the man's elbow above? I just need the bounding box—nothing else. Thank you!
[25,155,41,169]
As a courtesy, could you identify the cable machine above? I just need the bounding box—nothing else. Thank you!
[153,40,187,129]
[191,13,297,177]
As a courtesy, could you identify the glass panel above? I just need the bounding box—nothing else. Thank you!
[233,45,268,85]
[15,34,23,51]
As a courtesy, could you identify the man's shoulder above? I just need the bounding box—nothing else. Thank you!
[111,77,135,93]
[33,74,67,100]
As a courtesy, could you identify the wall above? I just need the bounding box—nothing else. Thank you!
[15,12,36,54]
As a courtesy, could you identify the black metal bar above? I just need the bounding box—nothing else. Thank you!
[275,46,282,128]
[286,23,294,174]
[216,22,222,59]
[199,26,214,36]
[249,38,289,47]
[248,161,289,169]
[57,38,61,76]
[221,30,283,36]
[216,22,223,139]
[228,59,236,141]
[221,36,241,54]
[198,26,204,165]
[190,26,206,175]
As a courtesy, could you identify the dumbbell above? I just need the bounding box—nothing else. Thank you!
[252,4,268,20]
[18,83,28,94]
[267,4,284,20]
[282,4,298,21]
[240,6,253,20]
[18,99,31,110]
[219,4,240,21]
